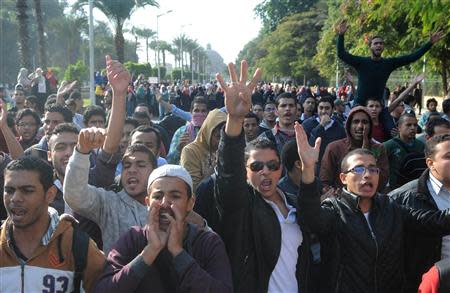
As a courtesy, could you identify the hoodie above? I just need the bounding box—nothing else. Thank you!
[320,106,389,192]
[181,109,226,192]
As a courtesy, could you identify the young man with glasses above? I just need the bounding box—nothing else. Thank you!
[214,61,319,292]
[296,124,450,293]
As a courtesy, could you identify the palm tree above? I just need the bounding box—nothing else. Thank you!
[33,0,47,69]
[75,0,159,62]
[16,0,32,69]
[134,28,156,64]
[172,34,191,71]
[158,40,171,67]
[130,26,140,57]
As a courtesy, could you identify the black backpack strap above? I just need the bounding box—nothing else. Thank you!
[71,224,90,293]
[436,259,450,293]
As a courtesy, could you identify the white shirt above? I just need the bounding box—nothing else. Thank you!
[54,179,73,215]
[263,189,303,293]
[427,172,450,259]
[315,116,334,131]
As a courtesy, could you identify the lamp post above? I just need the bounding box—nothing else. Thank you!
[88,0,95,104]
[191,46,201,83]
[180,24,191,81]
[156,10,173,83]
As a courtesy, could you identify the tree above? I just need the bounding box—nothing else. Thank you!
[134,27,155,63]
[33,0,47,69]
[16,0,32,69]
[75,0,159,62]
[255,0,318,32]
[64,60,88,84]
[158,40,171,67]
[314,0,449,95]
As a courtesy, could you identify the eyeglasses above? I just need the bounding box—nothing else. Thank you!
[344,166,380,175]
[247,160,281,172]
[17,122,37,127]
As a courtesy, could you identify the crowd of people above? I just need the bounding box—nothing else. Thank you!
[0,22,449,293]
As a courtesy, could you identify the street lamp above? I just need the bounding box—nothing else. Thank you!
[180,23,192,81]
[191,46,201,83]
[156,10,173,83]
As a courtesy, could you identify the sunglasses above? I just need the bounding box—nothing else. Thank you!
[247,160,281,172]
[344,166,380,175]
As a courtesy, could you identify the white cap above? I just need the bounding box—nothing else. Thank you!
[147,164,193,192]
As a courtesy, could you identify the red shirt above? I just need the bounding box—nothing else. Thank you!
[418,265,439,293]
[372,123,387,142]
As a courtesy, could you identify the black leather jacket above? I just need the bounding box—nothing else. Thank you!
[389,170,443,293]
[215,130,320,293]
[299,180,450,293]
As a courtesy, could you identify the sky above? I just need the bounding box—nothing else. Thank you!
[76,0,263,65]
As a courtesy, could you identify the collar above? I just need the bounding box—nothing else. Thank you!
[315,116,334,130]
[6,207,60,246]
[273,123,295,137]
[54,179,63,192]
[428,172,447,197]
[340,188,377,212]
[262,188,297,223]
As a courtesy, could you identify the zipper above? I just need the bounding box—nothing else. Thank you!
[21,263,24,293]
[361,211,379,293]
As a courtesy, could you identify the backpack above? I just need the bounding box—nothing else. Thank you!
[393,138,426,187]
[71,224,89,293]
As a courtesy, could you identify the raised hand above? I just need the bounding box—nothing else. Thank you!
[165,204,185,257]
[335,20,348,35]
[77,127,106,154]
[216,60,262,120]
[177,132,191,152]
[106,55,130,96]
[294,122,321,170]
[56,80,77,105]
[430,30,445,44]
[362,125,370,149]
[412,73,425,85]
[141,201,169,265]
[0,100,7,130]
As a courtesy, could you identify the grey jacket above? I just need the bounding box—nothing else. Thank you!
[63,150,148,254]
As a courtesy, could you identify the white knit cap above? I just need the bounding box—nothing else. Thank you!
[147,164,193,192]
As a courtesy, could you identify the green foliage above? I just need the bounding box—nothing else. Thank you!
[255,0,318,32]
[124,62,152,77]
[171,69,181,80]
[64,60,89,84]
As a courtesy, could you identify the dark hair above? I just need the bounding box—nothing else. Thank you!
[25,95,38,104]
[264,101,276,110]
[68,90,82,101]
[124,117,140,129]
[425,134,450,158]
[6,157,54,191]
[130,125,161,148]
[244,138,280,162]
[398,112,417,126]
[318,96,334,108]
[46,105,73,122]
[52,122,80,136]
[190,96,208,111]
[275,92,296,107]
[281,140,299,172]
[16,108,41,126]
[369,35,383,46]
[442,99,450,114]
[44,97,57,110]
[83,105,106,125]
[122,143,157,169]
[341,148,376,172]
[425,118,450,138]
[244,111,260,124]
[426,98,438,108]
[132,111,151,122]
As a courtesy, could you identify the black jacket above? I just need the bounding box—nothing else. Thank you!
[298,180,450,293]
[215,130,320,293]
[389,170,443,293]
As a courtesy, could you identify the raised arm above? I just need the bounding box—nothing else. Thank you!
[103,55,129,154]
[390,31,444,68]
[388,74,424,113]
[296,122,337,234]
[214,61,262,211]
[336,20,364,67]
[156,92,192,121]
[0,101,23,159]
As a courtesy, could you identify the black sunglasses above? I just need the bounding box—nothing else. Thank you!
[247,160,281,172]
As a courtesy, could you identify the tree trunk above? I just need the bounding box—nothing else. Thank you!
[114,22,125,63]
[16,0,32,70]
[162,50,166,67]
[146,38,149,63]
[442,60,448,97]
[134,35,138,58]
[33,0,47,69]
